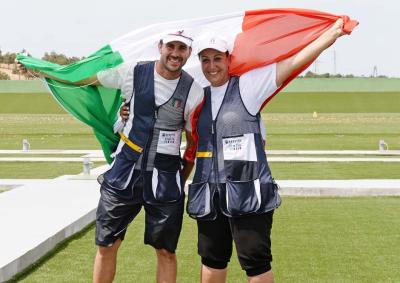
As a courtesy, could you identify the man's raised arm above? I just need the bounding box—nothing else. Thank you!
[17,62,101,86]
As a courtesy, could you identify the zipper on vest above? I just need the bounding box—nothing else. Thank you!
[141,109,158,173]
[211,121,220,187]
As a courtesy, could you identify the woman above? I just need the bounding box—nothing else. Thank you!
[119,19,345,282]
[187,19,345,283]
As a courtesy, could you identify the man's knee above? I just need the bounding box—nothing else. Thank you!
[97,239,122,258]
[156,248,176,262]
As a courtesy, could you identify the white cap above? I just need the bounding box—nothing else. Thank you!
[197,37,229,55]
[162,30,193,47]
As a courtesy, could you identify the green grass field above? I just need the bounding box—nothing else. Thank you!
[1,93,399,181]
[2,84,400,281]
[0,93,65,114]
[270,162,400,179]
[0,154,85,158]
[2,78,400,93]
[9,197,400,283]
[0,114,98,149]
[281,77,400,93]
[4,161,397,180]
[2,91,400,114]
[1,113,399,151]
[262,113,400,150]
[0,162,105,179]
[263,92,400,113]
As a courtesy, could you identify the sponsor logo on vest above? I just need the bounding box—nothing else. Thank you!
[160,132,177,144]
[157,130,181,155]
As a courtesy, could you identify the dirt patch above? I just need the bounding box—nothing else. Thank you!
[0,63,28,80]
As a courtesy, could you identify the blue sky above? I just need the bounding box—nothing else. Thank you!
[1,0,399,77]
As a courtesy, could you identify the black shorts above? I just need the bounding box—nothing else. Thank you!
[197,193,274,277]
[95,174,184,253]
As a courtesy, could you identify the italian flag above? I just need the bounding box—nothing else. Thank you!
[17,8,358,163]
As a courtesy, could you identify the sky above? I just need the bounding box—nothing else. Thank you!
[1,0,399,77]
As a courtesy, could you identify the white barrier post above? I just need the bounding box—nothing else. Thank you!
[379,140,388,151]
[22,139,30,151]
[83,157,92,175]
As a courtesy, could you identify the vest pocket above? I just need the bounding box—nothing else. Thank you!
[224,160,258,181]
[103,154,136,190]
[187,182,212,218]
[144,153,182,204]
[224,179,261,216]
[260,181,282,211]
[150,168,182,203]
[222,133,258,181]
[154,152,181,171]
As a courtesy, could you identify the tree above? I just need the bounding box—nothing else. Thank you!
[304,71,316,78]
[67,56,80,64]
[42,51,69,65]
[41,51,84,65]
[2,52,16,67]
[0,70,10,80]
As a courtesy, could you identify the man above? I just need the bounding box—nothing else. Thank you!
[19,31,203,283]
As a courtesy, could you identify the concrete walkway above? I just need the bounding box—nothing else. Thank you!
[0,157,105,162]
[278,179,400,196]
[0,150,101,156]
[0,177,100,282]
[267,157,400,162]
[1,149,400,156]
[265,150,400,155]
[2,156,400,163]
[1,163,400,281]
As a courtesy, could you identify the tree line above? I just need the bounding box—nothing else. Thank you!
[0,50,389,80]
[0,49,84,80]
[0,49,83,65]
[301,71,388,79]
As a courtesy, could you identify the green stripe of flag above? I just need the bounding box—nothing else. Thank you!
[17,45,125,163]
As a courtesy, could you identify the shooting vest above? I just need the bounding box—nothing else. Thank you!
[101,61,193,203]
[187,77,281,218]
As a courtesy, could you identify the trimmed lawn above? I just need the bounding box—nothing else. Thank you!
[0,154,84,157]
[0,93,65,114]
[2,90,400,282]
[0,114,99,150]
[1,113,399,150]
[263,92,400,113]
[2,91,400,114]
[0,162,106,179]
[9,197,400,283]
[263,113,400,150]
[269,162,400,179]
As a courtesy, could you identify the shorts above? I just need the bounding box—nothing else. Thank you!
[95,172,184,253]
[197,192,274,277]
